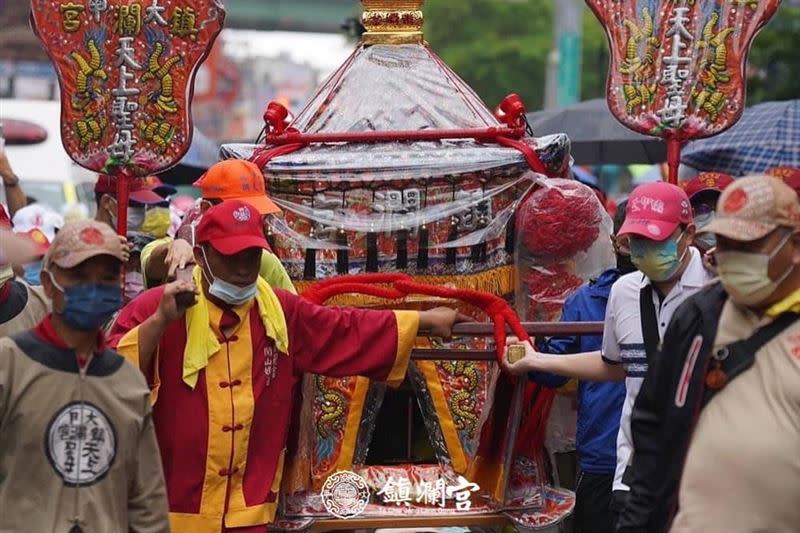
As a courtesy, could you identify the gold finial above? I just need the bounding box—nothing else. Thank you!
[360,0,425,45]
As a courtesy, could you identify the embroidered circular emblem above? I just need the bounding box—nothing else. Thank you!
[46,402,117,487]
[321,470,370,519]
[724,188,748,213]
[771,167,791,178]
[233,206,252,222]
[646,223,662,237]
[79,227,104,246]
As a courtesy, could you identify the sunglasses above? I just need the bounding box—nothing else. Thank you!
[692,203,715,217]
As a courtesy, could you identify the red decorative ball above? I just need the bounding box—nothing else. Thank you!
[524,264,584,321]
[517,180,603,262]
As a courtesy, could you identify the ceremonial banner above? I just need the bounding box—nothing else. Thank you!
[587,0,781,181]
[31,0,224,177]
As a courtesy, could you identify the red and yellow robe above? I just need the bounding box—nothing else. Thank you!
[108,287,418,533]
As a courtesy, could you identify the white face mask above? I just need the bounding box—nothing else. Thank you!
[716,231,795,306]
[107,199,145,232]
[199,247,257,306]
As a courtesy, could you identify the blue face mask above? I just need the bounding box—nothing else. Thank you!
[48,272,122,331]
[629,233,688,282]
[23,261,43,286]
[200,247,257,306]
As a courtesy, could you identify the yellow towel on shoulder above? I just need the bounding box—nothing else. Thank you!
[183,266,290,388]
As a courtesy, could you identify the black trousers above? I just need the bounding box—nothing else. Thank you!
[574,471,616,533]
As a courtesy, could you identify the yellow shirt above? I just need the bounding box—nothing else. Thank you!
[140,237,296,294]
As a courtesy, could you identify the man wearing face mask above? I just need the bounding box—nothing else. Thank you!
[503,182,712,526]
[0,220,169,532]
[681,172,734,271]
[617,175,800,533]
[139,160,295,293]
[529,201,633,533]
[0,207,50,336]
[108,200,467,532]
[94,174,166,231]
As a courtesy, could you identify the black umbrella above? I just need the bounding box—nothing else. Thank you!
[526,98,666,165]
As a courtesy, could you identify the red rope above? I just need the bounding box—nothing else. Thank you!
[495,136,549,176]
[303,283,406,306]
[249,92,556,175]
[263,127,525,145]
[300,274,530,366]
[249,142,307,169]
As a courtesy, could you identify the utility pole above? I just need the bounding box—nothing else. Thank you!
[544,0,583,110]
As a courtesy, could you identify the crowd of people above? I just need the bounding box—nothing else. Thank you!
[506,169,800,533]
[1,145,799,532]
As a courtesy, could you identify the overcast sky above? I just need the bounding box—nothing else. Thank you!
[224,30,354,77]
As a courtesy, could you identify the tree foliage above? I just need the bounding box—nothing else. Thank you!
[424,0,553,110]
[425,0,800,111]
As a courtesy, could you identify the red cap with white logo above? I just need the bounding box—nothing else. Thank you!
[618,182,693,241]
[195,200,269,255]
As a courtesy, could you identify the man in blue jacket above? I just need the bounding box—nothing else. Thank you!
[533,201,633,533]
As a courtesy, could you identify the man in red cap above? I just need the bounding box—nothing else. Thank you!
[108,200,467,532]
[503,182,713,526]
[140,159,293,293]
[618,175,800,532]
[681,172,735,263]
[94,174,167,232]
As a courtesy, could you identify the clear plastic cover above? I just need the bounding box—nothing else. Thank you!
[221,137,570,183]
[259,168,536,280]
[515,177,614,322]
[514,177,613,457]
[294,44,499,133]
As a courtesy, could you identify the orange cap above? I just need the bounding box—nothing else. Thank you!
[193,160,281,215]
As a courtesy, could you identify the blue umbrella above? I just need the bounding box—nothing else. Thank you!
[681,100,800,176]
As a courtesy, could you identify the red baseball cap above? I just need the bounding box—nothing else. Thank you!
[766,167,800,195]
[681,172,735,200]
[195,200,269,255]
[618,182,693,241]
[193,160,280,215]
[141,175,177,198]
[94,175,165,205]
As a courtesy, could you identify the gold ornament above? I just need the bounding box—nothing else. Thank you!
[360,0,425,45]
[506,344,527,364]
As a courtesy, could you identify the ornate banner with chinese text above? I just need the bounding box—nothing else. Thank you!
[587,0,780,180]
[31,0,224,177]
